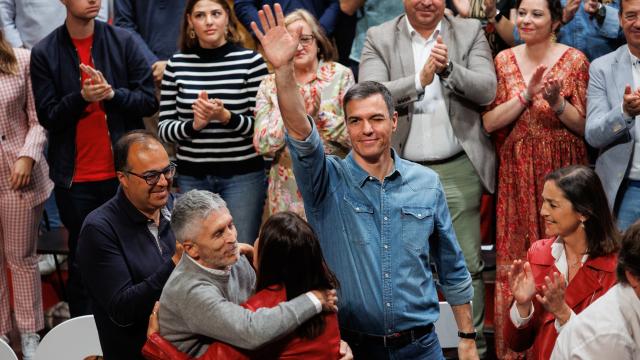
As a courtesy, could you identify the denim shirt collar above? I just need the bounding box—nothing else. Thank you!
[344,148,405,187]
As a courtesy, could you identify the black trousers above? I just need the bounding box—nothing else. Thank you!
[55,178,118,317]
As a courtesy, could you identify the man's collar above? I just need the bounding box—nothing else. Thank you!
[405,17,442,42]
[628,47,640,67]
[185,253,231,276]
[346,149,403,187]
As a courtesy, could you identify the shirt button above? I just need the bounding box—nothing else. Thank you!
[369,176,374,180]
[384,244,388,249]
[384,273,389,278]
[355,207,360,211]
[386,302,391,307]
[418,213,422,217]
[384,216,388,221]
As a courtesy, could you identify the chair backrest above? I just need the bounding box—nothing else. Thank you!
[0,339,18,360]
[435,301,460,348]
[34,315,103,360]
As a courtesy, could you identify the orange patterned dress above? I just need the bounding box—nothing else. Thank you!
[490,47,589,359]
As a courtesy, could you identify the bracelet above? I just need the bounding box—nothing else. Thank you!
[517,91,531,107]
[554,98,567,116]
[458,330,478,340]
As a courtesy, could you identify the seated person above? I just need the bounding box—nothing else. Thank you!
[143,211,342,359]
[551,221,640,359]
[153,190,342,358]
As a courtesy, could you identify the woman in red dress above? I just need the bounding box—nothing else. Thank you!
[143,211,341,360]
[503,165,619,359]
[481,0,590,356]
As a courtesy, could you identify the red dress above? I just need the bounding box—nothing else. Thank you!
[489,47,590,359]
[503,238,617,360]
[143,286,341,360]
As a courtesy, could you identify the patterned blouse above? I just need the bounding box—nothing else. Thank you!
[254,60,354,218]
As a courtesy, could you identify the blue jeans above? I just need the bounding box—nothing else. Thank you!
[617,180,640,231]
[348,330,444,360]
[177,170,266,245]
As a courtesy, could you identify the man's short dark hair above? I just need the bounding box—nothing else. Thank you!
[617,221,640,284]
[113,130,161,172]
[342,81,395,119]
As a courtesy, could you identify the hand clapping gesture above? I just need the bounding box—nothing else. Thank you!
[508,259,537,317]
[536,272,572,324]
[542,77,564,109]
[80,63,114,102]
[623,84,640,117]
[192,91,231,131]
[430,35,449,74]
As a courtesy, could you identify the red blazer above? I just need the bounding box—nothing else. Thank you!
[143,286,341,360]
[504,238,618,360]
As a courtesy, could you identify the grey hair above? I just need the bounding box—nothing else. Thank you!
[171,190,227,243]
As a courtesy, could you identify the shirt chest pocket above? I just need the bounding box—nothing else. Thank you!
[342,195,374,245]
[401,207,433,253]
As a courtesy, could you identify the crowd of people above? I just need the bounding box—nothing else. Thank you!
[0,0,639,359]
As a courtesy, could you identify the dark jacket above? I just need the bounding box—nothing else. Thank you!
[30,20,158,188]
[78,187,177,360]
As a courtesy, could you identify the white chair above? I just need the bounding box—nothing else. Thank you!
[435,301,460,348]
[34,315,102,360]
[0,339,18,360]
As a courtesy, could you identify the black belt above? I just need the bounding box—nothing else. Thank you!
[417,151,465,166]
[340,324,434,348]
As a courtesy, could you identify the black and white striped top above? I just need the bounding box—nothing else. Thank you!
[158,42,268,177]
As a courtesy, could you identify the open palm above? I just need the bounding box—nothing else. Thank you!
[251,4,301,69]
[508,260,537,305]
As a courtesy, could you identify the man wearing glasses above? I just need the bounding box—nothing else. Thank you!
[77,130,182,360]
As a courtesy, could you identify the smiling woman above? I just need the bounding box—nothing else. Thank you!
[503,165,620,360]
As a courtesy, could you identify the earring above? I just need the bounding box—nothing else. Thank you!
[550,32,557,43]
[189,29,196,39]
[580,219,585,228]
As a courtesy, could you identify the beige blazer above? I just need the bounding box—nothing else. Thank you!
[359,14,496,192]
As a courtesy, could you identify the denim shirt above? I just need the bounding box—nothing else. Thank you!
[513,1,624,61]
[286,121,473,335]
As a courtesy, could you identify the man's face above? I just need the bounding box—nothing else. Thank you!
[61,0,101,21]
[118,141,172,216]
[404,0,445,32]
[621,0,640,53]
[187,208,239,270]
[345,94,398,166]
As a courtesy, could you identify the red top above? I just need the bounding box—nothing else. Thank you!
[143,286,341,360]
[503,237,618,360]
[71,34,115,183]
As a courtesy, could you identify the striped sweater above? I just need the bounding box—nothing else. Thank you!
[158,42,268,177]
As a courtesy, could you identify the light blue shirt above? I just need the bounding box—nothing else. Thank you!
[513,0,624,61]
[349,0,404,63]
[0,0,109,49]
[286,120,473,335]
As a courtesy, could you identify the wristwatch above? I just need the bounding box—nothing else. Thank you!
[488,9,502,24]
[440,61,453,79]
[458,330,478,340]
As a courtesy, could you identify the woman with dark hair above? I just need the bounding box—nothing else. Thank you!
[143,211,342,359]
[158,0,269,245]
[504,165,619,359]
[552,221,640,359]
[253,9,353,218]
[0,29,53,359]
[481,0,591,355]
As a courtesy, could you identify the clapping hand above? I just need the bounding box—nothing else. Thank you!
[523,65,547,101]
[542,77,563,108]
[80,64,114,102]
[251,4,301,70]
[562,0,580,23]
[508,260,537,317]
[535,272,571,320]
[192,91,231,130]
[430,35,449,74]
[623,84,640,117]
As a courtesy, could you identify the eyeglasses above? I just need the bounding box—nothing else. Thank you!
[299,34,315,46]
[126,162,177,186]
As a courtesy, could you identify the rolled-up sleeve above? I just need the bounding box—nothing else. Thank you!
[429,179,473,305]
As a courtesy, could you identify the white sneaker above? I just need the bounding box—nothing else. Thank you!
[0,333,9,344]
[21,333,40,360]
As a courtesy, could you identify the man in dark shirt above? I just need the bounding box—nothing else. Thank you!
[30,0,157,317]
[77,131,181,360]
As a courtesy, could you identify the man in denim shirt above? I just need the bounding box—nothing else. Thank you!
[252,4,477,359]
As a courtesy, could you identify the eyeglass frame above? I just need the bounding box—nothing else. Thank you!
[125,162,177,186]
[299,34,315,46]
